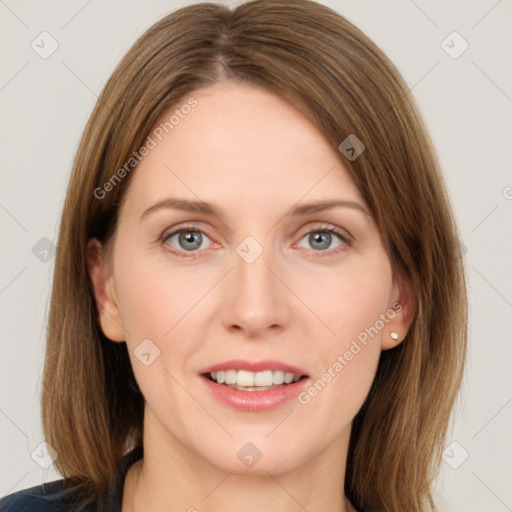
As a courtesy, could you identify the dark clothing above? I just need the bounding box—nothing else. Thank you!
[0,445,143,512]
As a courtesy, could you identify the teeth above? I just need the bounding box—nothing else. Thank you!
[238,370,255,387]
[273,370,284,385]
[208,369,302,387]
[225,369,237,384]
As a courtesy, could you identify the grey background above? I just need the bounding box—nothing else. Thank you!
[1,0,511,510]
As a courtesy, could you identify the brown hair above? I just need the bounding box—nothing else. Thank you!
[41,1,467,510]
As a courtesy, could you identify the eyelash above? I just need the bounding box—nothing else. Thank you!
[159,224,352,259]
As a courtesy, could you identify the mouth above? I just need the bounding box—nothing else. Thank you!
[203,369,307,391]
[198,360,310,412]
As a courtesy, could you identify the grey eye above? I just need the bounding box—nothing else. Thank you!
[298,230,343,251]
[167,230,210,251]
[179,231,202,250]
[310,232,331,250]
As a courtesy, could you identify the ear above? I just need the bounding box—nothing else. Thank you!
[381,270,416,350]
[86,238,126,342]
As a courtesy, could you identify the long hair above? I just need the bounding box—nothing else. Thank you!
[41,1,468,510]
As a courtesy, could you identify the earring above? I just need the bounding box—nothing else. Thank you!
[390,331,399,340]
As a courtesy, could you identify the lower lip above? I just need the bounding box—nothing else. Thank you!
[200,375,309,412]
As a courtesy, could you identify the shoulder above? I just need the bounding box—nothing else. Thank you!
[0,479,89,512]
[0,445,143,512]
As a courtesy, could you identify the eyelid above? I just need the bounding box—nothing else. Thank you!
[295,222,352,241]
[161,222,214,241]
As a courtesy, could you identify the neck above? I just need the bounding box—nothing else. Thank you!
[123,408,354,512]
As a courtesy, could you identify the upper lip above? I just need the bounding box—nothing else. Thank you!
[200,359,309,377]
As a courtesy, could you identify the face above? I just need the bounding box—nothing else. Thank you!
[88,81,413,476]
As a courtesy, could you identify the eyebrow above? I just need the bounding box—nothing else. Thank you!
[140,198,371,220]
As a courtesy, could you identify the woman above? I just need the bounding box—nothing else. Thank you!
[0,1,467,511]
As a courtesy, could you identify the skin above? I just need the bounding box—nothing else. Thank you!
[87,81,415,512]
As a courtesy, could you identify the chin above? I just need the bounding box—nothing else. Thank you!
[194,433,312,476]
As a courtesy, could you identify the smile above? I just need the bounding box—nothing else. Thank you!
[199,360,310,411]
[206,369,304,391]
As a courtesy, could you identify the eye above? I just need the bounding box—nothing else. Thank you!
[164,227,213,254]
[297,227,349,252]
[160,224,350,258]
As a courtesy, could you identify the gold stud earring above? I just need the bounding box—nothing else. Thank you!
[390,331,399,340]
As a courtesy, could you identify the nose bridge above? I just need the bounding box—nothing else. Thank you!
[222,235,289,335]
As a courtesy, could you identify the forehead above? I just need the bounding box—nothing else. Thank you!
[120,81,365,217]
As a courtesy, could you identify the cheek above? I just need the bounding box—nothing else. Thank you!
[112,250,211,386]
[307,256,393,349]
[300,254,392,399]
[112,256,201,403]
[113,247,198,341]
[116,271,173,339]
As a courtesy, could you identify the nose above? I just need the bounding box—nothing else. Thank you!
[221,243,290,339]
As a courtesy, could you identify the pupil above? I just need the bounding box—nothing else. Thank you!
[179,231,201,251]
[310,232,331,250]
